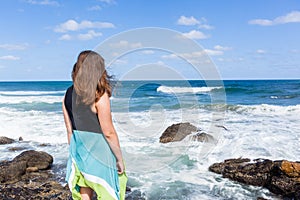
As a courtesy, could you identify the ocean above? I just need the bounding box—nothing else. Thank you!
[0,80,299,199]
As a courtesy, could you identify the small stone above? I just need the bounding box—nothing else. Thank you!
[0,136,14,144]
[26,167,39,173]
[19,137,23,141]
[8,147,27,152]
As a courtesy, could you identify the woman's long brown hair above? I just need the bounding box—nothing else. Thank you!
[72,50,112,105]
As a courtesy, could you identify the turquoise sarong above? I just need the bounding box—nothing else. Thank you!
[66,130,127,200]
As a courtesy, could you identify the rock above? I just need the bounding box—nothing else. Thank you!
[26,167,39,173]
[13,150,53,170]
[8,147,27,152]
[0,160,27,183]
[0,136,14,144]
[18,136,23,141]
[159,122,197,143]
[0,170,71,199]
[0,150,53,183]
[191,132,214,142]
[281,160,300,177]
[209,158,300,199]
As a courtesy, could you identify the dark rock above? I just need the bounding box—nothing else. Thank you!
[159,122,197,143]
[18,137,23,141]
[0,160,27,183]
[0,136,14,145]
[0,150,53,183]
[191,132,214,142]
[257,197,268,200]
[8,147,27,152]
[0,170,71,199]
[209,158,300,199]
[39,143,51,147]
[13,150,53,170]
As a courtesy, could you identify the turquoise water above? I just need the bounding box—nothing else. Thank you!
[0,80,299,199]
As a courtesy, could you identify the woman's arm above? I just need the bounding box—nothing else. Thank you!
[62,96,73,144]
[96,92,124,174]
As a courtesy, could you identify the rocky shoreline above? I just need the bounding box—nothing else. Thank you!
[0,136,145,200]
[1,122,300,200]
[209,158,300,199]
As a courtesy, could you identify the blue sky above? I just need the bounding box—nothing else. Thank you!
[0,0,299,80]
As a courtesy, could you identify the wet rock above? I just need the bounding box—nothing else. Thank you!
[13,150,53,170]
[8,146,27,152]
[209,158,300,199]
[159,122,197,143]
[0,170,71,199]
[0,136,14,145]
[191,132,214,142]
[0,150,53,183]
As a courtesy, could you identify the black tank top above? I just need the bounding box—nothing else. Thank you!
[64,85,102,133]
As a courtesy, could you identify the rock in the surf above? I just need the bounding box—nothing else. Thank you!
[209,158,300,199]
[159,122,197,143]
[191,132,214,142]
[0,136,14,145]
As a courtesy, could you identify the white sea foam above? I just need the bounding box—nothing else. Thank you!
[227,104,300,115]
[157,86,221,94]
[0,95,63,104]
[0,90,65,96]
[0,101,299,199]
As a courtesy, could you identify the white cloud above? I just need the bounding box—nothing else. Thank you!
[25,0,59,6]
[256,49,266,54]
[59,34,72,40]
[54,19,115,33]
[0,55,20,60]
[177,16,214,29]
[214,45,232,51]
[182,30,209,39]
[110,40,142,49]
[58,31,102,41]
[97,0,116,4]
[162,50,222,61]
[177,16,200,26]
[88,5,102,11]
[0,43,28,50]
[249,11,300,26]
[78,30,102,40]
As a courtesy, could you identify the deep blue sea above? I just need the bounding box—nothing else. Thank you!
[0,80,299,199]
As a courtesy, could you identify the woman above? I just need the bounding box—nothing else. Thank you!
[62,50,127,200]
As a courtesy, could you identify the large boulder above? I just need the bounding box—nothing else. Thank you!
[13,150,53,170]
[0,136,14,144]
[209,158,300,199]
[159,122,197,143]
[0,150,53,183]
